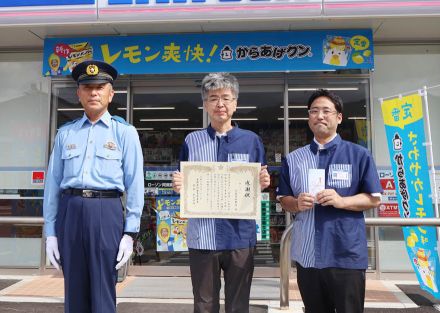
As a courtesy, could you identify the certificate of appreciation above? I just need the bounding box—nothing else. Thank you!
[180,161,261,219]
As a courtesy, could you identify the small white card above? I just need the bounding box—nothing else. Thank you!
[308,169,325,197]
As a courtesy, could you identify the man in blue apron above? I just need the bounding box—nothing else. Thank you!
[277,89,382,313]
[43,60,144,313]
[172,72,271,313]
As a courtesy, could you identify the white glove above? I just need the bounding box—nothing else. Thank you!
[115,234,133,270]
[46,236,61,271]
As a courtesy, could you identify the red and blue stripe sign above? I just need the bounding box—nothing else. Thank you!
[0,0,94,6]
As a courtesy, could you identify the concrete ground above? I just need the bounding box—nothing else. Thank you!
[0,268,436,313]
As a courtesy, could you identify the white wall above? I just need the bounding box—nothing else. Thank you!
[372,45,440,167]
[0,52,50,189]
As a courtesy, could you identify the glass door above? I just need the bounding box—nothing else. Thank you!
[131,78,203,266]
[232,74,285,265]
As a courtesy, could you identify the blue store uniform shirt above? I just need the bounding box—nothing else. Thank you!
[277,135,382,269]
[179,124,266,250]
[43,111,144,237]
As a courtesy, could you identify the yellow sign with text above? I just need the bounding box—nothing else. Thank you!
[382,93,424,129]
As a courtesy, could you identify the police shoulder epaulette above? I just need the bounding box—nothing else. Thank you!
[111,115,130,126]
[59,118,80,129]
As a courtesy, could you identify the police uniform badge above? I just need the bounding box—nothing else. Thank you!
[104,141,117,150]
[66,144,77,150]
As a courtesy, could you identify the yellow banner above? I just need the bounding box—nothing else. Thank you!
[381,93,423,129]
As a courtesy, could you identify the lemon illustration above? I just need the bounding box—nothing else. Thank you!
[352,52,364,64]
[407,236,415,248]
[363,50,371,57]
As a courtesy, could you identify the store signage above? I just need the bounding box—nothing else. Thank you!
[31,171,45,185]
[43,29,374,76]
[381,93,440,299]
[0,0,94,6]
[155,196,188,252]
[0,0,97,24]
[97,0,322,22]
[377,169,399,218]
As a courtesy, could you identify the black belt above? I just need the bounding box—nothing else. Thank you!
[63,188,122,198]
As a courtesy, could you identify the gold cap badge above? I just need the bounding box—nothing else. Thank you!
[86,64,99,76]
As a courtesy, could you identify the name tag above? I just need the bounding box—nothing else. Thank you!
[332,170,349,180]
[227,153,249,163]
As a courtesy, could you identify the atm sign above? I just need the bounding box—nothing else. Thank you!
[32,171,45,184]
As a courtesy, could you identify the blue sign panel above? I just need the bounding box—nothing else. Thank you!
[42,30,373,76]
[382,94,440,299]
[0,0,94,6]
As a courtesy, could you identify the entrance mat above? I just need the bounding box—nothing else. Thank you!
[117,303,267,313]
[397,284,440,306]
[0,302,64,313]
[0,280,19,292]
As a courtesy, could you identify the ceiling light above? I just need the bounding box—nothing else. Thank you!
[280,105,308,109]
[114,90,128,94]
[57,108,83,111]
[135,107,175,110]
[232,118,258,121]
[348,117,367,120]
[237,106,257,109]
[198,106,257,110]
[277,117,309,121]
[118,107,175,110]
[140,118,189,122]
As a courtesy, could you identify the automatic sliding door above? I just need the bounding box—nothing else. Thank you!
[132,84,202,265]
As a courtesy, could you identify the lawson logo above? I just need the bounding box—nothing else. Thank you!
[0,0,94,7]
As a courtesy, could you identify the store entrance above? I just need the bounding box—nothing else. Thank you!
[130,75,285,267]
[50,71,374,272]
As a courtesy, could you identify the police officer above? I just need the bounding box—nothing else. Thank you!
[43,60,144,313]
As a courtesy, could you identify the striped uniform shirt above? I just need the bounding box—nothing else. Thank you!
[179,124,266,250]
[277,134,382,269]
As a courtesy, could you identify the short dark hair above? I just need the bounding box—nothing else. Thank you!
[307,89,343,113]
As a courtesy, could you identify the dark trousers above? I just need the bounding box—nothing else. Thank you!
[296,262,366,313]
[56,194,124,313]
[189,247,255,313]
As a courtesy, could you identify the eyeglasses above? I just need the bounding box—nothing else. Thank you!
[206,96,236,105]
[308,109,338,117]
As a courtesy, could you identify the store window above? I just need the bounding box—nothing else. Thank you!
[0,53,49,267]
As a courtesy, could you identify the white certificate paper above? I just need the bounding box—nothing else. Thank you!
[308,169,325,197]
[180,161,261,219]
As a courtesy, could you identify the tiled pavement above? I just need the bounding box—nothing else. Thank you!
[0,269,419,313]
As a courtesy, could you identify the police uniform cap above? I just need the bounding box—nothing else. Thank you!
[72,60,118,85]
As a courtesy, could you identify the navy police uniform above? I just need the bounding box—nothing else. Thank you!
[43,60,144,313]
